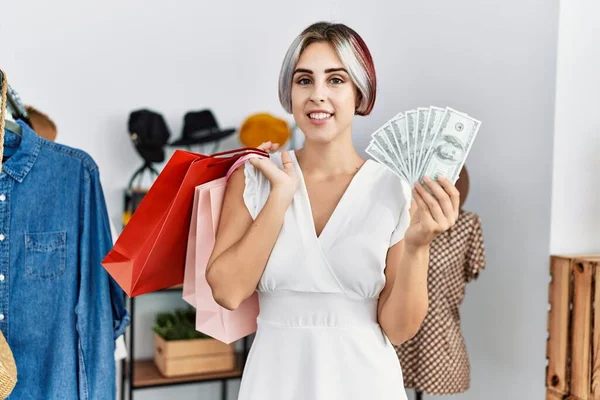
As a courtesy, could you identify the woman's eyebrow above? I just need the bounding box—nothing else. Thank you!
[293,67,349,75]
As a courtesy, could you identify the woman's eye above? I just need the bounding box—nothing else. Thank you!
[330,77,344,84]
[297,78,311,85]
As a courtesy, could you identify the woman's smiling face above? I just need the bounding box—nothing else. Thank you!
[291,41,359,144]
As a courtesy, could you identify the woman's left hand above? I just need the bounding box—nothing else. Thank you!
[404,176,460,249]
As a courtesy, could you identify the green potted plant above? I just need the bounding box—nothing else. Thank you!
[153,308,235,377]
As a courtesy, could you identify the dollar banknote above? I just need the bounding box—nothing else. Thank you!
[415,107,428,180]
[366,105,481,187]
[390,115,410,173]
[419,108,481,184]
[365,141,407,181]
[404,110,416,179]
[380,123,410,175]
[371,130,397,165]
[416,106,444,178]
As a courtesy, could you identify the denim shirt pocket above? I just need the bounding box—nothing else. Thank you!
[24,231,67,280]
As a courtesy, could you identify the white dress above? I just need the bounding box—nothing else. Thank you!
[237,150,412,400]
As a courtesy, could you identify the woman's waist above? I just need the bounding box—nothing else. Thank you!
[256,290,379,329]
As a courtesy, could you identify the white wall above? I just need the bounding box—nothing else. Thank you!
[1,1,561,399]
[550,0,600,255]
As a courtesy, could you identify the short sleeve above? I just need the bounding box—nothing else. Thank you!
[464,213,486,282]
[389,178,413,248]
[243,160,260,220]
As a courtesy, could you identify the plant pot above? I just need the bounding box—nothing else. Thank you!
[154,334,235,377]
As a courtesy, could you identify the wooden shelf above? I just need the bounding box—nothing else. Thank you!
[131,354,244,388]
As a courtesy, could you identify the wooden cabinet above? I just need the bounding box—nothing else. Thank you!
[546,254,600,400]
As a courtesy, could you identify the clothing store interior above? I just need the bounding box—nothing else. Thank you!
[0,1,597,400]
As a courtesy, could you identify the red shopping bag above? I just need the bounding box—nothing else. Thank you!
[102,147,268,297]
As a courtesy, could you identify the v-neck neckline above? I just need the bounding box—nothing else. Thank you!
[290,150,372,242]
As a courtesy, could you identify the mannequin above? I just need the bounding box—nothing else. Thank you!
[416,166,469,400]
[396,165,486,398]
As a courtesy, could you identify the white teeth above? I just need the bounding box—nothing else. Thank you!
[309,112,332,120]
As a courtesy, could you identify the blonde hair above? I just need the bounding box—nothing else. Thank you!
[278,22,377,116]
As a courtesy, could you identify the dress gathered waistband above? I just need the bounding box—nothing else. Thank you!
[256,291,380,330]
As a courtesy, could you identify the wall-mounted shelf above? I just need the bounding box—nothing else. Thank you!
[131,355,244,389]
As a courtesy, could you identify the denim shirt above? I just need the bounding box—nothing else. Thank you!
[1,121,129,399]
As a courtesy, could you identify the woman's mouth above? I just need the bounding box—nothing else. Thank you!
[307,112,334,124]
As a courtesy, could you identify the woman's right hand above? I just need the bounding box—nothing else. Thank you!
[250,142,299,203]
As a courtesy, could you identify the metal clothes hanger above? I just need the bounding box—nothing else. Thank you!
[5,81,29,137]
[7,83,29,123]
[4,119,21,136]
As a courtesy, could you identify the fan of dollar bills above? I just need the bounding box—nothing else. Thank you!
[366,106,481,186]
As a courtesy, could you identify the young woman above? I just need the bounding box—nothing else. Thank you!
[206,21,460,399]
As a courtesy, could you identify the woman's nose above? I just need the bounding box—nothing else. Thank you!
[309,83,327,103]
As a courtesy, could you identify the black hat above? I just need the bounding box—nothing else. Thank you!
[128,109,171,163]
[169,109,236,146]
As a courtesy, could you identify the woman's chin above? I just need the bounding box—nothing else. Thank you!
[297,119,347,144]
[303,132,338,144]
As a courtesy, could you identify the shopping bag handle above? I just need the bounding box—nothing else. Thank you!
[206,148,269,171]
[225,152,268,180]
[211,147,269,159]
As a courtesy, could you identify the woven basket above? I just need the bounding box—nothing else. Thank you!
[0,330,17,399]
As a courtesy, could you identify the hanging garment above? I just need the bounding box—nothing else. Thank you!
[109,218,129,362]
[237,150,412,400]
[394,210,486,394]
[0,121,129,399]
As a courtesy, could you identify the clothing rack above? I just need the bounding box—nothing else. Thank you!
[119,189,251,399]
[127,161,160,189]
[121,287,251,400]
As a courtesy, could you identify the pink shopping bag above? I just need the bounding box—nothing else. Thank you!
[182,179,225,306]
[183,152,265,343]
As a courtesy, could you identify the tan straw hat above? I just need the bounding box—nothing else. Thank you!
[0,330,17,399]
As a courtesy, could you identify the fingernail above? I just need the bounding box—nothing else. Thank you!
[423,176,431,182]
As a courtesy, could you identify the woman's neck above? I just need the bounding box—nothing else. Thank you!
[295,137,365,178]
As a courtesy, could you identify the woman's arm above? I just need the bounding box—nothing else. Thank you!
[206,149,298,311]
[378,176,460,345]
[378,239,430,346]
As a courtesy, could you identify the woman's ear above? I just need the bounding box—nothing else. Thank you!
[355,93,363,114]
